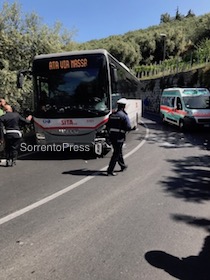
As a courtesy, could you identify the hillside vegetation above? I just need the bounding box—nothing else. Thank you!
[0,2,210,109]
[79,8,210,78]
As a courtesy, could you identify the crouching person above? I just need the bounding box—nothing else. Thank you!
[0,105,32,167]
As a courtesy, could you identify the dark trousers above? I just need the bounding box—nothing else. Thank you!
[107,141,126,173]
[5,137,21,161]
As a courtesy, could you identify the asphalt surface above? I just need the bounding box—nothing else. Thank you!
[0,115,210,280]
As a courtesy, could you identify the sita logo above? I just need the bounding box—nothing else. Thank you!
[61,119,74,125]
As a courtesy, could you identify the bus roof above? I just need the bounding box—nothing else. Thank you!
[34,49,109,60]
[33,48,136,79]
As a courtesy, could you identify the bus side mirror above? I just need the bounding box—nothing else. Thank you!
[17,71,24,88]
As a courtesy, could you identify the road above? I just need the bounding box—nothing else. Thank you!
[0,115,210,280]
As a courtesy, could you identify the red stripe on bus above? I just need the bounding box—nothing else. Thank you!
[33,118,109,130]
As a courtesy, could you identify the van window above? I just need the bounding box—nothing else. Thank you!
[183,95,210,109]
[183,89,209,95]
[162,96,175,108]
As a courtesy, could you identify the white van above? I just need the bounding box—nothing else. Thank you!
[160,87,210,129]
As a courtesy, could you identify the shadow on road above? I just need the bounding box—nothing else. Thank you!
[62,169,108,176]
[147,112,210,203]
[143,112,210,151]
[145,215,210,279]
[145,234,210,280]
[62,168,124,176]
[18,150,99,161]
[143,113,210,278]
[160,155,210,203]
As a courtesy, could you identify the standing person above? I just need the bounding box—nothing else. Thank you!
[106,98,131,176]
[0,105,32,167]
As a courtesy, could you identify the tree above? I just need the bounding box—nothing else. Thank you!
[0,1,76,110]
[107,37,141,68]
[186,9,195,18]
[195,39,210,63]
[79,35,141,69]
[160,13,171,24]
[175,7,183,21]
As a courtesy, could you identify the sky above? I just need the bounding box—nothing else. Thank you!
[1,0,210,43]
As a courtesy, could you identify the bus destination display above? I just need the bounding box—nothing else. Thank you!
[49,58,88,70]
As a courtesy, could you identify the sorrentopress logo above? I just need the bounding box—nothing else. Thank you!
[20,143,91,153]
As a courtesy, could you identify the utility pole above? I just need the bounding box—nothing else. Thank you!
[160,33,167,61]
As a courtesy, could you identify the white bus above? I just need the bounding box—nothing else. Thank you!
[18,49,142,156]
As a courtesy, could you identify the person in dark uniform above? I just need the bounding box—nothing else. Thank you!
[0,105,32,167]
[106,98,131,176]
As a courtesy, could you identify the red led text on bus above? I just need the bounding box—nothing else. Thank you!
[49,58,88,70]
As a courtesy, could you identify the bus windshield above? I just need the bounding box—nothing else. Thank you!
[183,95,210,109]
[33,54,110,118]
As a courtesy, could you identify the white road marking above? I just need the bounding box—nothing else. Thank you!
[0,123,149,226]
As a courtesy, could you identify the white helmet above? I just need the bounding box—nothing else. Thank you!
[117,98,127,105]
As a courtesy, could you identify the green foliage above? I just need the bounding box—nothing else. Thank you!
[195,39,210,62]
[175,7,183,21]
[186,9,195,18]
[0,1,76,109]
[202,66,210,88]
[160,13,171,24]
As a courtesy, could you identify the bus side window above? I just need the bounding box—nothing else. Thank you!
[110,64,118,94]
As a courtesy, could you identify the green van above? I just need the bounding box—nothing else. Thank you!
[160,87,210,129]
